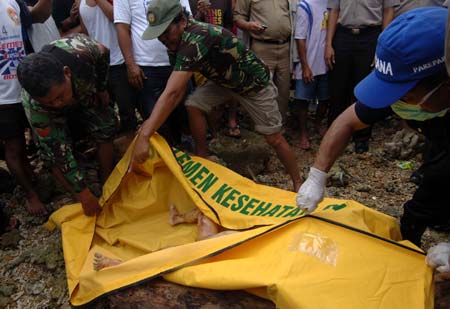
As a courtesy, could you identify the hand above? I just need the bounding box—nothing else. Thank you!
[247,22,265,34]
[427,243,450,273]
[69,2,80,23]
[126,63,146,89]
[296,167,328,213]
[302,66,314,83]
[129,132,151,171]
[197,0,210,16]
[96,90,110,106]
[76,187,102,216]
[325,45,335,70]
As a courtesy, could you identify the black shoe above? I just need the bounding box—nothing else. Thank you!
[354,141,369,154]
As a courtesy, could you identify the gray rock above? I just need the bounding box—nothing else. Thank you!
[0,284,16,297]
[0,229,22,248]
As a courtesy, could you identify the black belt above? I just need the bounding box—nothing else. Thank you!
[337,24,381,35]
[253,37,290,45]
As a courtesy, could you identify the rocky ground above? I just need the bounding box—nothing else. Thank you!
[0,109,449,308]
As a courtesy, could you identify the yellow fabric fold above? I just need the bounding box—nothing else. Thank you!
[47,134,433,308]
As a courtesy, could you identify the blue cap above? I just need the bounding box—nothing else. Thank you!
[354,7,447,109]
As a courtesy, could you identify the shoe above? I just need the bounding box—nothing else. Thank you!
[354,141,369,154]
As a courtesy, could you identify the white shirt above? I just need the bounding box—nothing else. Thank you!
[0,0,25,105]
[80,0,124,65]
[294,0,328,79]
[114,0,191,66]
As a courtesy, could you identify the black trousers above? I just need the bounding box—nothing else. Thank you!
[328,25,380,142]
[400,150,450,246]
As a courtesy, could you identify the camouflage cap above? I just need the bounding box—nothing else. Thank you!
[142,0,183,40]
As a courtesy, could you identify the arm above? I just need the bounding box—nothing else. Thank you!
[325,8,339,69]
[79,16,89,35]
[132,71,193,164]
[297,39,313,83]
[296,104,369,212]
[115,23,146,89]
[314,104,368,172]
[59,1,81,33]
[233,0,264,33]
[382,7,394,30]
[194,0,208,21]
[29,0,52,23]
[96,0,114,22]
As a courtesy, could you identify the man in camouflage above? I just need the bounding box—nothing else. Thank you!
[17,34,117,216]
[132,0,301,191]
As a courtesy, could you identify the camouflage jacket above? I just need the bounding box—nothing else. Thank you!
[22,34,110,193]
[170,20,270,95]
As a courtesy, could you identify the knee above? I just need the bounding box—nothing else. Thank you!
[264,133,284,148]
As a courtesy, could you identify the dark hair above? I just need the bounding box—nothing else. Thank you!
[172,7,191,24]
[17,52,65,97]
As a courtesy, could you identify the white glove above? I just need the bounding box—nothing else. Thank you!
[426,242,450,273]
[296,167,327,213]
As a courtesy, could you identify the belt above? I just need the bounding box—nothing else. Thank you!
[253,37,290,45]
[337,24,381,35]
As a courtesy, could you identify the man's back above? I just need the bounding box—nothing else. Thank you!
[172,20,270,94]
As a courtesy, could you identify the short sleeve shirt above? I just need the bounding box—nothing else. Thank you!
[172,20,270,94]
[327,0,400,27]
[0,0,26,105]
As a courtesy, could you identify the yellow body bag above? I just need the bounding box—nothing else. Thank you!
[46,135,433,308]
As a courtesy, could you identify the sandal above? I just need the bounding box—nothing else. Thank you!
[226,125,241,139]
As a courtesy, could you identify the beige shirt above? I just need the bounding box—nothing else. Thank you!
[234,0,292,41]
[394,0,444,17]
[327,0,400,28]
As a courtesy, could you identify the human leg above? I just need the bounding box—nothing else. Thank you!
[400,152,450,247]
[0,104,46,215]
[80,100,118,183]
[294,78,316,150]
[314,74,330,137]
[351,29,380,153]
[108,64,139,142]
[226,101,241,138]
[327,30,354,127]
[185,82,230,156]
[5,137,47,215]
[264,132,302,191]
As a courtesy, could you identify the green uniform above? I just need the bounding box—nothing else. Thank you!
[170,20,270,95]
[22,34,117,193]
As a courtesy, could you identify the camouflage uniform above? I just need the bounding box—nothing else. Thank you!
[22,34,117,193]
[175,20,283,135]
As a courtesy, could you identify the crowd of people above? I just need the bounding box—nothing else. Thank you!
[1,0,450,281]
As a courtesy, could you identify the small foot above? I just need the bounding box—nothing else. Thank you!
[226,125,241,139]
[299,133,311,150]
[93,252,122,271]
[196,214,220,240]
[25,193,48,216]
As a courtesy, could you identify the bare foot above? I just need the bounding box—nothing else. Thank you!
[197,213,220,240]
[169,203,183,226]
[314,122,328,137]
[25,193,48,216]
[299,133,311,150]
[93,252,122,271]
[169,204,201,225]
